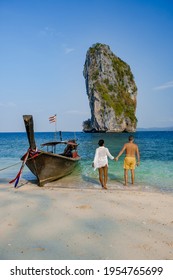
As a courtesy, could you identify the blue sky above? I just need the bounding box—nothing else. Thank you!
[0,0,173,132]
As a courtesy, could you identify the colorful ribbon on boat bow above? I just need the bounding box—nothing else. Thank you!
[9,150,29,188]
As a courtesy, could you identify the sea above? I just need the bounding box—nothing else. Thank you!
[0,131,173,192]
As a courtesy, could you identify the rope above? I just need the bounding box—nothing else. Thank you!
[0,162,21,172]
[0,150,44,173]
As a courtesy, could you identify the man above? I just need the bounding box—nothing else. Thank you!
[116,135,140,186]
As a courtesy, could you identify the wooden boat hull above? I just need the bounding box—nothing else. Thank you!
[25,151,80,186]
[22,115,80,186]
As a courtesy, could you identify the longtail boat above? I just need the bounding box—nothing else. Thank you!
[21,115,81,186]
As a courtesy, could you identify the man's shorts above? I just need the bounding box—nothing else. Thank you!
[124,157,136,170]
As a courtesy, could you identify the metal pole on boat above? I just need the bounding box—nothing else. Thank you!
[54,114,57,140]
[59,130,62,141]
[74,131,76,140]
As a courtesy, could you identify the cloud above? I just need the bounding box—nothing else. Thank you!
[40,28,75,54]
[39,27,61,38]
[0,102,16,108]
[63,110,89,115]
[154,81,173,91]
[64,47,75,54]
[61,43,75,54]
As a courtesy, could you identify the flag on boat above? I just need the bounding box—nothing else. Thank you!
[49,114,56,123]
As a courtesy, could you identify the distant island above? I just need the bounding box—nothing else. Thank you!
[137,127,173,131]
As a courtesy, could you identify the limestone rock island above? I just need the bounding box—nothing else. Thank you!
[83,43,138,132]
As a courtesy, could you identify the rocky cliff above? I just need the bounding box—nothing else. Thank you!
[83,43,138,132]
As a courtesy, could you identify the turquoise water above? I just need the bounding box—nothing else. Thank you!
[0,131,173,192]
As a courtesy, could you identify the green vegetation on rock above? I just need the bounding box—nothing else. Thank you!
[83,43,138,132]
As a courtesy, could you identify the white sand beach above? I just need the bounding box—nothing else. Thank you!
[0,181,173,260]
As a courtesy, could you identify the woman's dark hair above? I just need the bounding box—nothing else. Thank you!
[98,139,104,146]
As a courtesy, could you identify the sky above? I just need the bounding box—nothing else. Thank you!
[0,0,173,132]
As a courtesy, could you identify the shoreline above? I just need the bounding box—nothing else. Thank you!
[0,180,173,260]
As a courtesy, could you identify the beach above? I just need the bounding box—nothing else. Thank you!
[0,180,173,260]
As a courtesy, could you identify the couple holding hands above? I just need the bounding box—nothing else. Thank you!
[93,135,140,189]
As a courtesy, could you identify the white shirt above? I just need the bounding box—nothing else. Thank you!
[93,146,114,170]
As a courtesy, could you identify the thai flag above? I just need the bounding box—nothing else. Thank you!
[49,114,56,123]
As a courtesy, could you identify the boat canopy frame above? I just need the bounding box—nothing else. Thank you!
[41,141,78,154]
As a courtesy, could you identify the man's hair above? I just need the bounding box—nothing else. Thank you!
[98,139,104,146]
[129,135,134,141]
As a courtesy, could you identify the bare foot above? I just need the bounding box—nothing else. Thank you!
[103,185,108,189]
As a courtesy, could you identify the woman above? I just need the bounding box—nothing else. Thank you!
[93,139,115,189]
